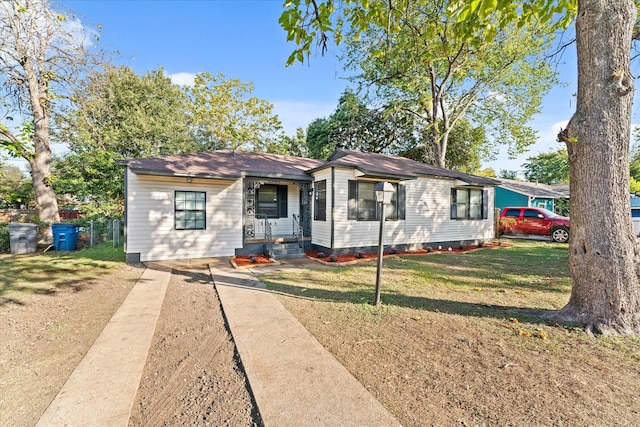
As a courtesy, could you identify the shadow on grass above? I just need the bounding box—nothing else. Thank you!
[0,244,127,307]
[265,278,566,327]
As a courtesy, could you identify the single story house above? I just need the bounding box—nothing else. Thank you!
[119,149,499,263]
[495,179,568,214]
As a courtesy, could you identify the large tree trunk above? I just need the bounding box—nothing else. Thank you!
[557,0,640,335]
[26,55,60,237]
[29,126,60,229]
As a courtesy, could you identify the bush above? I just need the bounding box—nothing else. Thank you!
[356,251,364,259]
[328,254,337,262]
[317,252,326,258]
[0,223,9,252]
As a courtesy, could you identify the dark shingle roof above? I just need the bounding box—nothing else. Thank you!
[120,148,499,186]
[321,149,499,185]
[498,179,567,198]
[121,150,327,181]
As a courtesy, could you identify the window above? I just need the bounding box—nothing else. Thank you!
[503,208,521,218]
[450,187,488,220]
[175,191,206,230]
[523,209,541,218]
[314,180,327,221]
[348,180,405,221]
[257,185,288,218]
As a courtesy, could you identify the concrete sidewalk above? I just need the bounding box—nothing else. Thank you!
[211,262,401,427]
[36,265,171,427]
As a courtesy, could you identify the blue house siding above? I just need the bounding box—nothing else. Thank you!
[530,198,554,211]
[495,187,528,213]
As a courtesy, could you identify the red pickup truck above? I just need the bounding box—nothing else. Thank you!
[499,207,570,243]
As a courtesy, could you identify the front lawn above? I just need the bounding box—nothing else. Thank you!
[0,242,126,305]
[259,241,640,426]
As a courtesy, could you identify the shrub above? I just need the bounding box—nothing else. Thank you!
[390,248,398,254]
[249,254,258,263]
[328,254,337,262]
[317,251,326,258]
[356,251,364,259]
[0,223,9,252]
[426,246,433,253]
[478,241,484,248]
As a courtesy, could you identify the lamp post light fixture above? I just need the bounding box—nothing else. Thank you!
[374,182,395,306]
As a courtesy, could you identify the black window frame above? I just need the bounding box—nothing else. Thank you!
[450,187,488,220]
[175,190,206,230]
[257,184,288,219]
[314,180,327,221]
[348,180,405,222]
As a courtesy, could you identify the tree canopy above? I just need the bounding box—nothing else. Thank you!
[0,0,101,228]
[339,0,554,168]
[305,89,416,159]
[522,149,570,185]
[53,66,285,215]
[0,161,33,209]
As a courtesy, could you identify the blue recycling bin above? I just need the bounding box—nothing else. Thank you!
[52,223,80,251]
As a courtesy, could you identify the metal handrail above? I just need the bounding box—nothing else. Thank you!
[260,214,273,244]
[292,213,304,249]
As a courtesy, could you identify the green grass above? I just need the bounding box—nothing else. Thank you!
[261,240,572,323]
[0,242,126,304]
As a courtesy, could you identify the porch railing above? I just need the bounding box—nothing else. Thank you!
[292,213,304,249]
[258,214,273,244]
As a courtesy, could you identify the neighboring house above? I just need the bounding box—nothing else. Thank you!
[631,194,640,236]
[119,149,499,263]
[495,179,568,214]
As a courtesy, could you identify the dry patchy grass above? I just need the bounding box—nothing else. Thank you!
[260,241,640,426]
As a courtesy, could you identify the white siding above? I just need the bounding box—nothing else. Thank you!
[331,169,495,250]
[311,168,332,248]
[125,170,243,261]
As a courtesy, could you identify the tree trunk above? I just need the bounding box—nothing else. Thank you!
[29,121,60,242]
[557,0,640,335]
[27,69,60,238]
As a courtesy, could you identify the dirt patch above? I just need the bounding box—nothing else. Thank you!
[0,264,142,427]
[275,293,640,426]
[129,264,261,426]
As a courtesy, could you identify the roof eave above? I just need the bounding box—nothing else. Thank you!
[129,168,241,181]
[243,172,314,181]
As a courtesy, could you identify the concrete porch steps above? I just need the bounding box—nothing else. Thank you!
[269,241,305,259]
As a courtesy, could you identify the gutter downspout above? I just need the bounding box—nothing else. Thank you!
[330,167,335,251]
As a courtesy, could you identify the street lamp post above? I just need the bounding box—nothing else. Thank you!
[374,182,395,306]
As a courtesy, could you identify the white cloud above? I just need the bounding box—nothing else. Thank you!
[272,100,335,135]
[61,18,98,49]
[168,72,197,87]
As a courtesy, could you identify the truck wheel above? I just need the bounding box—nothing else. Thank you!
[551,226,569,243]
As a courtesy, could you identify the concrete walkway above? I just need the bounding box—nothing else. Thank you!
[211,261,401,427]
[36,258,400,426]
[36,265,171,427]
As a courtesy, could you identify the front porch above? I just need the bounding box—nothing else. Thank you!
[240,178,313,258]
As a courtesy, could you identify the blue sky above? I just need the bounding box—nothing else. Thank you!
[7,0,639,175]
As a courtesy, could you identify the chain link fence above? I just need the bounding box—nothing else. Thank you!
[74,218,123,249]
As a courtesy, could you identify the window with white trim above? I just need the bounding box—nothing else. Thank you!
[175,191,206,230]
[450,187,488,220]
[348,180,405,221]
[314,180,327,221]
